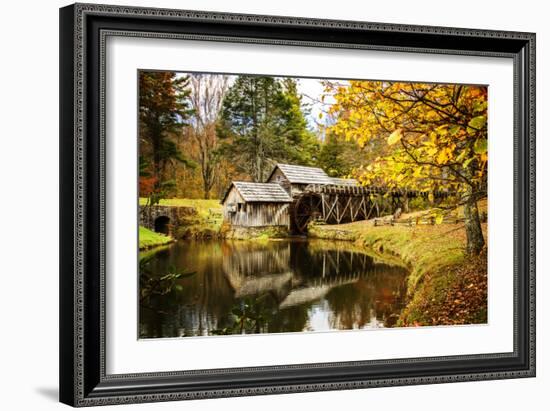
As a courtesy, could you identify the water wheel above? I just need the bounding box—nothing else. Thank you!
[293,193,323,234]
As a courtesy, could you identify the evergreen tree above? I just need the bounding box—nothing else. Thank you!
[217,76,318,182]
[317,134,348,177]
[277,78,320,166]
[139,71,194,196]
[316,132,367,178]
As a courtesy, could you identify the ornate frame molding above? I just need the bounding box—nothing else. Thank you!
[60,3,535,407]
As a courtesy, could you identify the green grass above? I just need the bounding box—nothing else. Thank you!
[139,198,222,215]
[139,226,173,250]
[357,225,465,294]
[140,198,224,238]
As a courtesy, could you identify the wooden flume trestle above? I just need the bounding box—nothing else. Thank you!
[292,183,452,234]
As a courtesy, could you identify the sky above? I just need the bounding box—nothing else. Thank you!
[294,77,334,130]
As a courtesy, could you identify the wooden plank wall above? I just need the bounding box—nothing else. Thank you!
[266,168,292,195]
[223,187,290,227]
[227,203,290,227]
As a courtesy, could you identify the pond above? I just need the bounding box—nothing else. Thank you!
[139,239,409,338]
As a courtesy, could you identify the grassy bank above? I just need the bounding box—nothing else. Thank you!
[140,198,223,238]
[139,198,222,210]
[139,226,173,250]
[309,206,487,326]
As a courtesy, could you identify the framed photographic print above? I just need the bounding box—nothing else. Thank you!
[59,3,536,407]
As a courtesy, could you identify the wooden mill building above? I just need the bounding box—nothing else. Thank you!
[221,181,293,228]
[221,163,375,233]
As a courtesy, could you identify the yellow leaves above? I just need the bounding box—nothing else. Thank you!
[449,124,461,136]
[467,86,487,99]
[436,150,449,164]
[462,157,475,169]
[435,146,455,165]
[355,133,368,147]
[474,101,488,115]
[413,167,423,178]
[393,161,405,172]
[387,129,403,145]
[325,79,488,195]
[467,115,487,136]
[455,148,468,163]
[473,138,487,154]
[427,147,438,156]
[426,109,439,121]
[469,88,482,98]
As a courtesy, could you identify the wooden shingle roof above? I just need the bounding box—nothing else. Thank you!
[224,182,292,203]
[270,163,334,185]
[330,177,359,186]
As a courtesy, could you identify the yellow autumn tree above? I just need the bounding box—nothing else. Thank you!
[325,81,488,255]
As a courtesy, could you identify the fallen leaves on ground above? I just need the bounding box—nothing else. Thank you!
[402,251,488,326]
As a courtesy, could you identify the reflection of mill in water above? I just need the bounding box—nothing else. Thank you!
[221,241,404,310]
[139,240,410,337]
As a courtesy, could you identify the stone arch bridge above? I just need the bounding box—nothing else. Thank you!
[139,205,196,236]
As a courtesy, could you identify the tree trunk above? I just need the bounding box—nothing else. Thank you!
[401,196,410,213]
[463,191,485,255]
[151,131,162,191]
[201,161,211,199]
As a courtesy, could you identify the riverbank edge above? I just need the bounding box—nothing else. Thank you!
[308,222,487,326]
[220,224,290,241]
[138,226,174,250]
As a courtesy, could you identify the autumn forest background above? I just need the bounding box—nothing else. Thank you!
[139,71,488,255]
[139,72,361,201]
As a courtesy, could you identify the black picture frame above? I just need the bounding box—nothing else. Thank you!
[59,3,536,407]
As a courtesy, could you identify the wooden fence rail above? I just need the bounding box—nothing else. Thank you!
[373,216,466,227]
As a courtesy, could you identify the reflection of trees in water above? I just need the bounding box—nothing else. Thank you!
[210,293,311,336]
[140,242,234,338]
[324,267,408,329]
[266,303,309,334]
[210,294,309,336]
[139,240,409,338]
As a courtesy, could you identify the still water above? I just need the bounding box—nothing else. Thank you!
[139,240,409,338]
